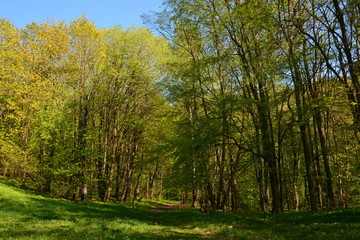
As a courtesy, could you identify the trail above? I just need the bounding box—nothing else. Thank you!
[148,203,218,239]
[149,202,185,213]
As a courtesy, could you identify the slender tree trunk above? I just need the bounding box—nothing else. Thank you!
[288,38,318,212]
[311,124,324,209]
[115,145,125,202]
[207,181,216,211]
[104,158,116,202]
[132,174,141,203]
[314,110,336,208]
[148,157,159,198]
[255,158,266,212]
[79,97,88,202]
[229,150,239,212]
[258,82,282,214]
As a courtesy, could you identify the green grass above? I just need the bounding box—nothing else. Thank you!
[0,180,359,240]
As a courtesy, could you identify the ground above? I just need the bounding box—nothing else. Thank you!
[0,180,359,239]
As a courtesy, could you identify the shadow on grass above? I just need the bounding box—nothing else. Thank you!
[1,180,359,240]
[29,196,153,222]
[147,207,360,239]
[28,198,223,239]
[1,192,219,239]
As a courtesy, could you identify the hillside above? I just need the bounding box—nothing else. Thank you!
[0,180,359,239]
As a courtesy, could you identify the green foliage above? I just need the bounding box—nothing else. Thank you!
[0,181,359,240]
[147,0,360,213]
[0,17,174,202]
[1,0,360,217]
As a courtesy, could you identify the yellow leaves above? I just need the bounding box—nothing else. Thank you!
[0,139,25,164]
[22,21,70,70]
[1,16,172,139]
[311,104,319,108]
[0,19,24,82]
[0,18,19,44]
[70,16,99,37]
[68,16,106,85]
[104,26,172,82]
[70,16,105,53]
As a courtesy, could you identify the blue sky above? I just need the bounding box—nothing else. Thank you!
[0,0,164,29]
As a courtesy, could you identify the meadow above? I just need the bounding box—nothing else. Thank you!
[0,180,359,240]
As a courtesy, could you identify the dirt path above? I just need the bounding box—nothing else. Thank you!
[148,203,219,239]
[149,202,185,213]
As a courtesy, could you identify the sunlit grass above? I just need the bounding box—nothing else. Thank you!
[0,180,359,239]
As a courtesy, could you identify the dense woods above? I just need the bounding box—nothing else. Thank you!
[1,0,359,214]
[0,17,173,203]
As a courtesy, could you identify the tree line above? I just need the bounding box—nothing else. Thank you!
[1,0,359,214]
[146,0,359,213]
[0,17,173,203]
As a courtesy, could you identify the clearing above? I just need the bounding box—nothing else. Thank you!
[0,180,359,239]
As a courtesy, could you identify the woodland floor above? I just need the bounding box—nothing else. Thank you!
[0,179,359,240]
[149,202,186,212]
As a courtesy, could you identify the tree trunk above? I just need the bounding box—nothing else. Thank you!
[258,82,282,214]
[104,158,116,202]
[289,37,318,212]
[314,110,336,208]
[79,97,88,202]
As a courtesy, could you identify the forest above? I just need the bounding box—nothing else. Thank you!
[0,0,359,215]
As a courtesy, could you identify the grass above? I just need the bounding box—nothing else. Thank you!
[0,180,359,239]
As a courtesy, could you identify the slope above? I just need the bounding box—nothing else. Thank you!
[0,180,359,239]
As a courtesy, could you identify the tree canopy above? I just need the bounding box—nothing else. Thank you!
[1,0,359,213]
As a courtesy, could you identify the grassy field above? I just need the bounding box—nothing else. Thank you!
[0,180,359,240]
